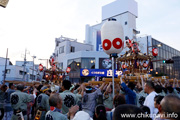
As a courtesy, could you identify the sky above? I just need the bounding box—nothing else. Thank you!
[0,0,180,66]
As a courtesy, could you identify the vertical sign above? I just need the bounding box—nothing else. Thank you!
[96,31,103,51]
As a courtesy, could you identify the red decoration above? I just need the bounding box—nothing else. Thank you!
[53,75,56,78]
[152,48,158,57]
[102,39,111,50]
[66,67,71,73]
[50,57,54,66]
[122,64,127,69]
[59,75,63,78]
[52,64,56,71]
[126,39,132,48]
[112,38,123,49]
[39,64,43,71]
[45,74,49,78]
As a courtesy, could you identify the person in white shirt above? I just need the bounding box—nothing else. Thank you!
[144,80,158,119]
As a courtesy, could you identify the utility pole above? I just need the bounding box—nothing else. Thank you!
[32,56,36,81]
[22,49,27,81]
[3,48,8,83]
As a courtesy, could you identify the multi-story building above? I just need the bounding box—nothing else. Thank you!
[53,0,139,82]
[151,38,180,79]
[16,61,41,82]
[0,57,41,83]
[0,57,25,82]
[53,0,180,82]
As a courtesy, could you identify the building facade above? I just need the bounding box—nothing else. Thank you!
[152,38,180,79]
[0,57,40,83]
[53,0,180,82]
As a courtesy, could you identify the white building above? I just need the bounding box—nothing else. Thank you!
[0,57,25,83]
[16,61,40,82]
[53,0,180,81]
[53,0,138,82]
[85,0,139,55]
[0,57,41,83]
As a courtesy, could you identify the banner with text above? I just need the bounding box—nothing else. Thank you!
[80,69,122,77]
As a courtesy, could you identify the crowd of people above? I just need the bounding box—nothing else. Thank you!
[0,76,180,120]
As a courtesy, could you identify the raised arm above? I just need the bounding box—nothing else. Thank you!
[99,78,106,92]
[104,82,112,94]
[176,79,179,88]
[140,75,144,90]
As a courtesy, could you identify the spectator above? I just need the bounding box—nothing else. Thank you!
[106,94,126,120]
[144,80,158,119]
[158,94,180,120]
[154,95,164,120]
[113,104,144,120]
[82,83,103,118]
[154,95,164,110]
[4,83,15,120]
[120,76,136,105]
[31,84,43,119]
[94,104,107,120]
[140,106,152,120]
[103,82,113,110]
[35,86,50,120]
[60,80,78,114]
[0,84,7,119]
[45,93,79,120]
[10,84,34,120]
[136,76,147,107]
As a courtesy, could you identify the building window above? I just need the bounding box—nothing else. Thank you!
[19,70,26,75]
[67,58,81,71]
[58,63,63,69]
[70,46,75,52]
[125,21,127,25]
[30,75,35,80]
[81,58,95,69]
[59,46,64,54]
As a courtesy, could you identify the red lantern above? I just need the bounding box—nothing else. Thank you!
[45,74,49,78]
[66,67,71,73]
[53,75,56,79]
[59,75,63,79]
[52,64,56,71]
[39,64,43,71]
[152,48,158,57]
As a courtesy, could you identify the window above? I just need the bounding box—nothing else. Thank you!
[19,70,26,75]
[30,75,35,80]
[81,58,95,69]
[67,58,81,71]
[70,46,75,52]
[125,21,127,25]
[58,63,63,69]
[59,46,64,54]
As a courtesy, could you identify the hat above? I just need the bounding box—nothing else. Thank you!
[72,111,93,120]
[40,86,49,93]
